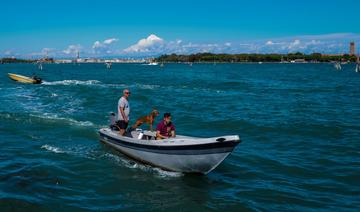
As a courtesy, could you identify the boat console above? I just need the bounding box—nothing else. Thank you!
[130,129,156,140]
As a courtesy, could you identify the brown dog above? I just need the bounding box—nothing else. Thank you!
[131,109,159,131]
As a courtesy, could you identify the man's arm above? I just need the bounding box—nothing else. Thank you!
[170,130,176,137]
[156,130,167,139]
[170,125,176,137]
[119,106,128,122]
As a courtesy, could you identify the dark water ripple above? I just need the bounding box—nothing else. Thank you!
[0,63,360,211]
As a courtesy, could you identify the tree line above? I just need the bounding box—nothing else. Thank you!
[156,52,358,63]
[0,58,54,64]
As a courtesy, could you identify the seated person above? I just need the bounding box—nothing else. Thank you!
[32,73,42,84]
[156,113,176,139]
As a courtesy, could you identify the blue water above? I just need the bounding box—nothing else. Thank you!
[0,63,359,211]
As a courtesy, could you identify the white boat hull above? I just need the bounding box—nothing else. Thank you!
[99,128,240,174]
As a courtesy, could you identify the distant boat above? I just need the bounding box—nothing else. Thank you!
[258,62,263,64]
[148,62,158,66]
[8,73,42,84]
[105,62,112,69]
[334,62,341,71]
[280,56,285,63]
[38,63,43,70]
[356,64,359,73]
[160,62,164,67]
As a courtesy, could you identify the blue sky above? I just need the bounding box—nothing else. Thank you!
[1,0,360,58]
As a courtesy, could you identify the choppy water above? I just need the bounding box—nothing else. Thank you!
[0,63,359,211]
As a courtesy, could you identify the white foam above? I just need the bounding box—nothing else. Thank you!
[136,84,160,90]
[153,167,184,178]
[30,113,94,127]
[102,83,160,90]
[41,143,100,160]
[42,80,101,86]
[103,153,183,178]
[15,93,38,100]
[0,113,11,119]
[41,144,64,153]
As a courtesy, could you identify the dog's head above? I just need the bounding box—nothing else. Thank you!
[151,109,159,116]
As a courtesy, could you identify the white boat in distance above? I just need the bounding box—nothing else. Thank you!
[147,62,158,65]
[334,62,341,70]
[98,128,241,174]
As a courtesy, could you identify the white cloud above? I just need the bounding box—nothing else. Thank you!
[92,38,118,54]
[123,36,236,55]
[41,47,54,53]
[63,44,82,55]
[4,50,12,55]
[103,38,118,45]
[1,50,20,58]
[124,34,164,53]
[28,48,54,57]
[92,41,102,49]
[288,39,301,49]
[41,48,56,57]
[266,40,274,45]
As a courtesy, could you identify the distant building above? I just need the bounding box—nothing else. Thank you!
[293,59,306,63]
[322,54,343,56]
[350,42,355,55]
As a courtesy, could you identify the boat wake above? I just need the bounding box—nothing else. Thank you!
[30,113,94,127]
[103,153,183,178]
[40,80,219,94]
[40,144,99,160]
[135,83,160,90]
[41,144,65,153]
[41,80,160,91]
[42,80,101,86]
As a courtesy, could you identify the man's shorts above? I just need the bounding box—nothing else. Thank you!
[116,120,128,130]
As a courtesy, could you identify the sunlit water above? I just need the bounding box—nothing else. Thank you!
[0,63,359,211]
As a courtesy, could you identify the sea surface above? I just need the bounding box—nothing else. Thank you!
[0,63,359,211]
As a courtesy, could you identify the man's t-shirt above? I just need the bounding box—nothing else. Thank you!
[117,97,130,121]
[156,120,175,137]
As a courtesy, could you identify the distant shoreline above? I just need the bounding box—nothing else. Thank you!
[1,52,358,64]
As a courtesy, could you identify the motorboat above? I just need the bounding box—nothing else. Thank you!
[98,127,240,174]
[8,73,42,84]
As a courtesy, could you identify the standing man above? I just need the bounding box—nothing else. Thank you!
[117,89,131,135]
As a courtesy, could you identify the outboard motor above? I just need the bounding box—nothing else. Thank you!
[109,112,119,131]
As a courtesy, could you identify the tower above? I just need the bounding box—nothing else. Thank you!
[350,42,355,55]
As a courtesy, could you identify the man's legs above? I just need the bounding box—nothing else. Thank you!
[117,120,128,136]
